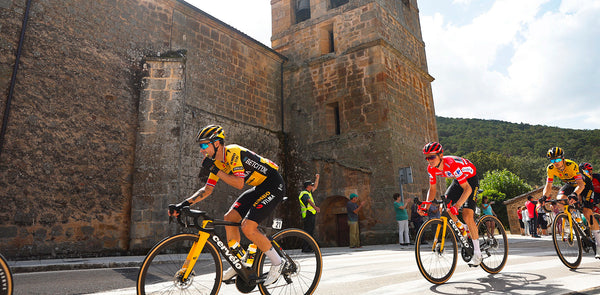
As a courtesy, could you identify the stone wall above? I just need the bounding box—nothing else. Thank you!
[273,0,438,245]
[0,0,284,258]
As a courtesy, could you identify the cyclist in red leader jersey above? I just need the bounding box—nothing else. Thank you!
[419,142,482,266]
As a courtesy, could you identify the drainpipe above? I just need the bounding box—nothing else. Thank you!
[0,0,33,160]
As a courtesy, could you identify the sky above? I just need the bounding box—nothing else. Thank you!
[187,0,600,130]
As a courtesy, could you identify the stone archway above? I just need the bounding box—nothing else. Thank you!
[317,195,350,247]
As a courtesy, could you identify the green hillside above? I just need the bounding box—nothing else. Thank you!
[436,116,600,163]
[436,116,600,186]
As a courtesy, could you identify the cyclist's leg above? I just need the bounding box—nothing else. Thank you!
[225,187,257,243]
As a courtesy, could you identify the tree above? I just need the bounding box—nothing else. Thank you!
[479,169,532,227]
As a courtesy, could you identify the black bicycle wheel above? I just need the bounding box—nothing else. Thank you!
[477,215,508,273]
[256,228,322,295]
[415,218,457,284]
[0,254,13,295]
[552,213,582,269]
[137,233,222,295]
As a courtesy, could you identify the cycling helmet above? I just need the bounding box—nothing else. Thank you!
[423,142,443,154]
[580,162,593,171]
[196,125,225,142]
[546,147,564,159]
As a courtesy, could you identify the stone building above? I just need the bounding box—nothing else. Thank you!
[0,0,437,258]
[504,186,559,235]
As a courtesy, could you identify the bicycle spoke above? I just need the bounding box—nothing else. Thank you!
[137,234,222,295]
[477,215,508,274]
[415,219,457,284]
[552,213,582,269]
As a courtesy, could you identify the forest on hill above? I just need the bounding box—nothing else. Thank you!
[436,116,600,186]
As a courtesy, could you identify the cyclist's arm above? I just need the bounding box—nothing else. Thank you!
[185,185,215,204]
[426,183,436,203]
[215,171,245,190]
[455,181,472,208]
[574,178,586,199]
[542,180,554,198]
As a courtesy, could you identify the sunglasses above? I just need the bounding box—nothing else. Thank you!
[550,158,563,163]
[425,155,437,160]
[199,142,213,150]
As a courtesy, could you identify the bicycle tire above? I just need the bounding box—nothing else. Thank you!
[256,228,322,295]
[552,213,582,269]
[415,218,458,284]
[0,254,13,295]
[137,233,222,295]
[476,215,508,273]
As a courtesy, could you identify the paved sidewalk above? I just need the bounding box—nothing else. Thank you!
[7,234,543,273]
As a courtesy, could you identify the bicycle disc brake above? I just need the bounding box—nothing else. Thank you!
[173,269,194,289]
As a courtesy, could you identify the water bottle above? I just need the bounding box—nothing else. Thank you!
[228,240,246,260]
[456,221,468,238]
[245,243,257,267]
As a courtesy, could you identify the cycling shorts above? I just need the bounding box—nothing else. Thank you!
[445,176,479,211]
[559,182,595,209]
[230,170,285,223]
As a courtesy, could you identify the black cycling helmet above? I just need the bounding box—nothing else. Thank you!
[546,147,564,159]
[423,142,443,154]
[196,125,225,142]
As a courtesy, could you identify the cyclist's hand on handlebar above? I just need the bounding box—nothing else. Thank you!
[202,157,220,175]
[168,200,191,217]
[418,201,431,216]
[447,202,459,215]
[567,193,579,205]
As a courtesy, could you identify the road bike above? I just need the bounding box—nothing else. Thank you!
[414,196,508,284]
[551,198,600,269]
[0,253,13,295]
[136,206,322,295]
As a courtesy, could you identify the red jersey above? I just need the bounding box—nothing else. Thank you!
[427,156,476,185]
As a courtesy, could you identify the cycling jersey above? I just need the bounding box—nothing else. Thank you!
[206,144,279,187]
[549,159,595,207]
[591,173,600,193]
[428,156,477,185]
[546,159,585,186]
[206,144,284,223]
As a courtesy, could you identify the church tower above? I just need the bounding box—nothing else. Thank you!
[271,0,438,246]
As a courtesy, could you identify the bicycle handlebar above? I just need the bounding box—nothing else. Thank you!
[169,205,242,230]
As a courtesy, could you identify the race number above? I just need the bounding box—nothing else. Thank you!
[272,218,283,229]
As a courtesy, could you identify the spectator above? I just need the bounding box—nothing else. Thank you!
[517,206,525,236]
[347,193,365,248]
[526,196,540,238]
[299,174,320,252]
[410,197,424,241]
[393,193,410,246]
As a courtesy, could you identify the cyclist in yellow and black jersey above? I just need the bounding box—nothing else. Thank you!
[542,147,600,258]
[170,125,287,285]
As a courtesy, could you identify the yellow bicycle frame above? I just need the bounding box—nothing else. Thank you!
[559,204,575,242]
[433,216,449,252]
[180,220,212,280]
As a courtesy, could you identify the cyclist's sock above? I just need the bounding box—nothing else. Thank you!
[265,247,282,266]
[593,230,600,247]
[472,239,481,256]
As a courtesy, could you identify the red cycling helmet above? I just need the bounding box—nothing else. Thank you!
[423,142,443,154]
[580,162,593,171]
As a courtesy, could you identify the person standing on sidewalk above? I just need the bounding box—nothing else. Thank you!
[393,193,410,246]
[526,195,540,238]
[347,193,365,248]
[299,174,320,252]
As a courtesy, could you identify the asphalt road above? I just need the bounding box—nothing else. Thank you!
[11,234,600,295]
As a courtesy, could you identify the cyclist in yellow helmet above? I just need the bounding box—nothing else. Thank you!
[170,124,288,284]
[542,147,600,258]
